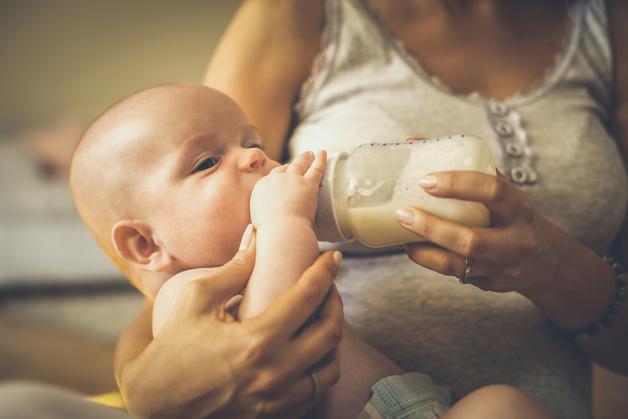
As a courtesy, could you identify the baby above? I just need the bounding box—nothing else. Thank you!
[70,84,552,419]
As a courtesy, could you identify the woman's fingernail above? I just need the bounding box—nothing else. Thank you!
[396,208,415,225]
[239,224,254,251]
[418,175,438,189]
[332,251,343,266]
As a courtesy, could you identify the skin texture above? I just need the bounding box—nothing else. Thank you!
[100,0,628,414]
[76,84,403,418]
[71,86,346,417]
[115,248,345,418]
[77,84,552,418]
[239,150,326,318]
[204,0,628,373]
[71,85,278,296]
[150,148,406,419]
[444,385,553,419]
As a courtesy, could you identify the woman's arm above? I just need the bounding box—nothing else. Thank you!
[204,0,324,160]
[559,0,628,374]
[396,1,628,374]
[608,0,628,267]
[399,171,628,373]
[113,298,153,390]
[114,247,343,418]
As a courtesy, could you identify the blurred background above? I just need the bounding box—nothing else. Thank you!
[0,1,626,418]
[0,0,239,395]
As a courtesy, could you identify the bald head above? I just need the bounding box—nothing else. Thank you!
[70,84,246,281]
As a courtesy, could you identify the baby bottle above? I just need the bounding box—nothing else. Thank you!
[314,134,497,248]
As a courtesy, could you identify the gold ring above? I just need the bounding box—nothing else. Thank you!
[460,256,473,284]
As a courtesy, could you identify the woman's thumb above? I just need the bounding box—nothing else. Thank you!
[224,224,256,278]
[202,226,256,307]
[238,224,254,252]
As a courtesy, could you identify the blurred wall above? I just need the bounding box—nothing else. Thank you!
[0,0,240,133]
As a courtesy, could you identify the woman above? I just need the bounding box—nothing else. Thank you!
[199,0,628,417]
[115,244,345,418]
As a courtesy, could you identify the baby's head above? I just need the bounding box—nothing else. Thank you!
[70,84,277,297]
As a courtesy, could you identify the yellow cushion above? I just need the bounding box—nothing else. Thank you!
[87,391,126,410]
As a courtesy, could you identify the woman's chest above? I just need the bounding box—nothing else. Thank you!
[368,0,571,101]
[295,88,627,252]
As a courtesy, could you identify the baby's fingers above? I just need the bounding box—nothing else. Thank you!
[271,164,289,174]
[305,150,327,183]
[287,151,315,175]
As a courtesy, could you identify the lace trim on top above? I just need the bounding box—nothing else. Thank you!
[358,0,586,186]
[294,0,340,117]
[360,0,584,108]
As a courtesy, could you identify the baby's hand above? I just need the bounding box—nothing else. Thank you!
[250,150,326,227]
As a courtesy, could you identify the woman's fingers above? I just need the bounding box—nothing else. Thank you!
[256,251,341,338]
[180,233,256,315]
[281,288,343,377]
[405,242,488,278]
[287,151,315,175]
[397,208,504,258]
[304,150,327,183]
[418,171,530,222]
[261,349,341,416]
[249,285,342,417]
[397,205,537,259]
[404,242,530,292]
[398,170,542,293]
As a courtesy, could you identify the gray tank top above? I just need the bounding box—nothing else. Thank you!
[289,0,627,418]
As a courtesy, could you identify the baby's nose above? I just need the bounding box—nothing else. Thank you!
[238,147,266,172]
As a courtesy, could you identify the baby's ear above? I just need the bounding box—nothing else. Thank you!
[111,220,174,273]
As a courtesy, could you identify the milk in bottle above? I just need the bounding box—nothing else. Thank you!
[314,134,497,248]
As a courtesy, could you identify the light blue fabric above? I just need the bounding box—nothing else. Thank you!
[289,1,624,418]
[360,373,450,419]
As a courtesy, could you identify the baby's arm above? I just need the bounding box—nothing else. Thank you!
[238,151,325,319]
[152,152,323,334]
[240,151,408,419]
[152,150,404,419]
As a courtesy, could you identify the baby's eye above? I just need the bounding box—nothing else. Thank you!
[193,156,221,173]
[245,143,264,150]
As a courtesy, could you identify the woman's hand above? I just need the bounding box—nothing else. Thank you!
[115,245,343,419]
[397,171,557,293]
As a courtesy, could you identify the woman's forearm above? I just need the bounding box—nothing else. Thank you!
[114,300,169,417]
[519,216,628,373]
[114,299,153,387]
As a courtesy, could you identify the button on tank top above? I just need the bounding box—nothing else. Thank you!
[288,1,626,418]
[291,0,626,255]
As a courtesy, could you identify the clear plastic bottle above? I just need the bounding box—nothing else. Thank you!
[314,134,497,248]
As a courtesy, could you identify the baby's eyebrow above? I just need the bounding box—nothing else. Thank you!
[180,133,219,153]
[174,133,221,172]
[241,124,261,142]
